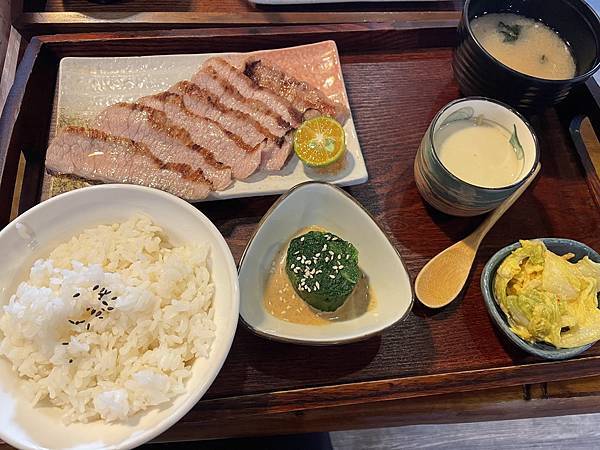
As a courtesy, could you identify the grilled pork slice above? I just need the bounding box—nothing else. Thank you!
[169,80,277,143]
[94,102,232,190]
[260,132,293,171]
[46,126,212,200]
[138,92,261,179]
[169,81,291,171]
[243,59,350,124]
[199,57,303,129]
[190,70,292,138]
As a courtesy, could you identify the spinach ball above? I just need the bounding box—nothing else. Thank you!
[286,231,361,312]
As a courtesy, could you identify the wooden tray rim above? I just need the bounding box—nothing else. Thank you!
[15,11,462,35]
[2,23,600,416]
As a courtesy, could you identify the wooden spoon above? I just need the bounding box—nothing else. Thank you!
[415,162,541,309]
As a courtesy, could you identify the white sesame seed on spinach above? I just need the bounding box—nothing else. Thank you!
[285,230,361,312]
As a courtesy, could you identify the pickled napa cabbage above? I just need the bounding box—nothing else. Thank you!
[493,240,600,348]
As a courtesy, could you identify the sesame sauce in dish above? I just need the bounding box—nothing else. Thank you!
[263,226,376,325]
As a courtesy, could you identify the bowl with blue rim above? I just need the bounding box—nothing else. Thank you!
[481,238,600,360]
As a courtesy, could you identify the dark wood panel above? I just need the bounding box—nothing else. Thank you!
[3,383,600,444]
[153,385,600,442]
[15,11,462,37]
[35,22,459,57]
[28,0,464,13]
[0,38,47,226]
[1,24,600,441]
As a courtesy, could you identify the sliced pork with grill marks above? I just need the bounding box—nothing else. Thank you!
[94,102,232,190]
[137,92,261,179]
[46,126,212,200]
[260,132,293,171]
[199,57,303,129]
[169,80,277,143]
[243,59,351,124]
[169,80,292,171]
[190,70,291,138]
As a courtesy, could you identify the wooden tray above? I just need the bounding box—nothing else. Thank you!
[2,23,600,440]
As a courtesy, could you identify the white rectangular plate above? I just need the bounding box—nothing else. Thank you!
[52,41,368,201]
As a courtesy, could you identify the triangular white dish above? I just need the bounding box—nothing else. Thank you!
[239,182,413,345]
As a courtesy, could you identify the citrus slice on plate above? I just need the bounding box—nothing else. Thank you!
[294,116,346,167]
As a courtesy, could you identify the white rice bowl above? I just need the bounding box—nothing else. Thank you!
[1,214,216,423]
[0,185,239,450]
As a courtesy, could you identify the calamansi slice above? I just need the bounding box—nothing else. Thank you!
[294,116,346,167]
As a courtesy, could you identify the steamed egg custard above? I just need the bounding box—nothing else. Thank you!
[434,116,524,188]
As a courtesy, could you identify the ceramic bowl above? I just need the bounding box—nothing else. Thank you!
[414,97,539,217]
[481,238,600,360]
[238,181,413,345]
[0,185,239,450]
[453,0,600,111]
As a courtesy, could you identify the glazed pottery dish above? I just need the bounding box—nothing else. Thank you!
[414,97,539,216]
[0,185,239,450]
[481,238,600,360]
[454,0,600,111]
[238,182,413,345]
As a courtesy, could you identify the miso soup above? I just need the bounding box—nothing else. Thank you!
[470,13,576,80]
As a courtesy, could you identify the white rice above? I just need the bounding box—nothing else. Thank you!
[0,214,216,423]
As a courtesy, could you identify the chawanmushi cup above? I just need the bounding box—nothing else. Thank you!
[414,97,539,217]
